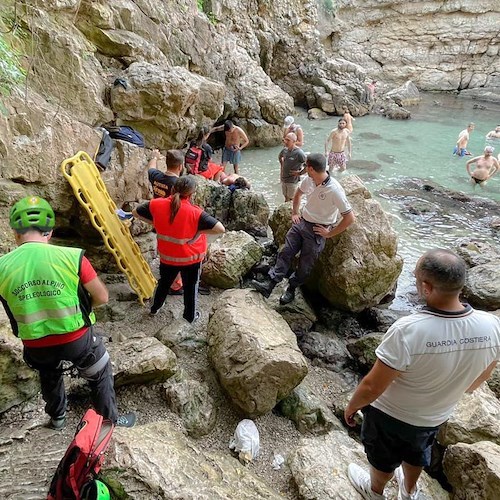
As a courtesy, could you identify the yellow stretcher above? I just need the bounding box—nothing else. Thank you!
[61,151,156,304]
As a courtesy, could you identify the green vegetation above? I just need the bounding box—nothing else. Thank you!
[0,33,25,96]
[196,0,218,25]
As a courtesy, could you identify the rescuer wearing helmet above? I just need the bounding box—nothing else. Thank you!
[0,196,135,429]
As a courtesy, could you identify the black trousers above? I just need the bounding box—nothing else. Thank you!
[151,262,201,322]
[23,327,118,422]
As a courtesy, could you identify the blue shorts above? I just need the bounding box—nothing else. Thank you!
[453,146,467,157]
[361,405,439,473]
[222,147,241,165]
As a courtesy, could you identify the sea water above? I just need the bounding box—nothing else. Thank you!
[220,93,500,310]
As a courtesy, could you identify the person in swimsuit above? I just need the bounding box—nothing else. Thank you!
[325,118,352,172]
[466,146,498,188]
[211,120,249,174]
[453,122,474,157]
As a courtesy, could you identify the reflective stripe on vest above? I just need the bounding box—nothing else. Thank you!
[158,251,206,264]
[15,305,82,325]
[156,234,192,245]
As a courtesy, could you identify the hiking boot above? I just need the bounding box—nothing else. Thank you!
[168,287,183,296]
[116,412,136,428]
[279,286,296,305]
[394,466,423,500]
[251,278,277,298]
[348,463,386,499]
[49,413,67,431]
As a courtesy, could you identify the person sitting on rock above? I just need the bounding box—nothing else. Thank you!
[185,127,224,181]
[345,249,500,500]
[283,115,304,147]
[251,153,355,305]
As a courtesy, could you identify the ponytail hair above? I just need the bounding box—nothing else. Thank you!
[195,126,210,147]
[170,176,197,224]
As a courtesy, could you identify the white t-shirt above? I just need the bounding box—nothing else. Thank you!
[372,305,500,427]
[300,175,352,225]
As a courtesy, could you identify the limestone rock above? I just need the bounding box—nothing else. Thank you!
[273,283,317,336]
[381,102,411,120]
[277,383,342,435]
[346,333,384,374]
[110,62,225,150]
[0,320,40,414]
[305,176,403,312]
[487,365,500,399]
[227,189,270,237]
[155,318,207,355]
[455,238,500,268]
[463,262,500,310]
[385,80,421,106]
[308,108,328,120]
[109,336,177,387]
[107,421,283,499]
[444,441,500,500]
[207,289,308,416]
[163,373,217,438]
[298,331,352,373]
[438,384,500,447]
[202,231,263,289]
[289,430,447,499]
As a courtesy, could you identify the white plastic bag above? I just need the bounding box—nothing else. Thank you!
[229,419,260,463]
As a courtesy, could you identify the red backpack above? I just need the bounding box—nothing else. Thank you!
[185,146,203,174]
[47,409,114,500]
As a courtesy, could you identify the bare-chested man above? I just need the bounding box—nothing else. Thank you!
[466,146,498,188]
[453,122,474,157]
[486,125,500,140]
[342,106,355,133]
[212,120,249,174]
[325,118,352,172]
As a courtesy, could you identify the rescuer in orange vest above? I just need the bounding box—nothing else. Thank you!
[133,176,225,321]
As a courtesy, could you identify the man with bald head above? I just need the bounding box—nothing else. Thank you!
[466,146,498,188]
[345,249,500,500]
[279,132,306,201]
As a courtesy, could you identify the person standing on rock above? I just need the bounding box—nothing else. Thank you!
[345,248,500,500]
[283,116,304,148]
[325,118,352,172]
[133,176,225,321]
[466,146,499,188]
[0,196,136,430]
[252,153,355,305]
[453,122,474,157]
[279,132,307,202]
[147,149,184,199]
[211,120,249,175]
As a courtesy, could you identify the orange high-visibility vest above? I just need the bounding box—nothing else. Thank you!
[149,197,207,266]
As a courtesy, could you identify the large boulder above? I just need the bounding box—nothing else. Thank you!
[202,231,263,289]
[106,421,283,499]
[346,333,384,374]
[385,80,421,106]
[455,238,500,268]
[0,317,40,414]
[444,441,500,500]
[110,62,225,150]
[463,262,500,310]
[271,176,401,312]
[207,289,308,416]
[108,336,177,387]
[438,384,500,446]
[289,431,447,499]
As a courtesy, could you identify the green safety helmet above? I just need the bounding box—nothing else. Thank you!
[9,196,55,233]
[81,479,111,500]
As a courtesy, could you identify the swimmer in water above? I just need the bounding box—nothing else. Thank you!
[453,122,474,157]
[465,146,498,188]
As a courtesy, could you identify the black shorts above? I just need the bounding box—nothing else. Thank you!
[361,405,439,473]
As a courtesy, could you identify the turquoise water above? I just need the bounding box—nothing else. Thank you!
[215,93,500,310]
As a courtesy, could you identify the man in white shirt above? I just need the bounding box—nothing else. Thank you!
[252,153,355,304]
[345,249,500,500]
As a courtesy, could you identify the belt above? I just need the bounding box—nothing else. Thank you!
[302,218,331,227]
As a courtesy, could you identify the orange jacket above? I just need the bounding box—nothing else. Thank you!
[150,197,207,266]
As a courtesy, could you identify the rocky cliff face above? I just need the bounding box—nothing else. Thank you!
[328,0,499,94]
